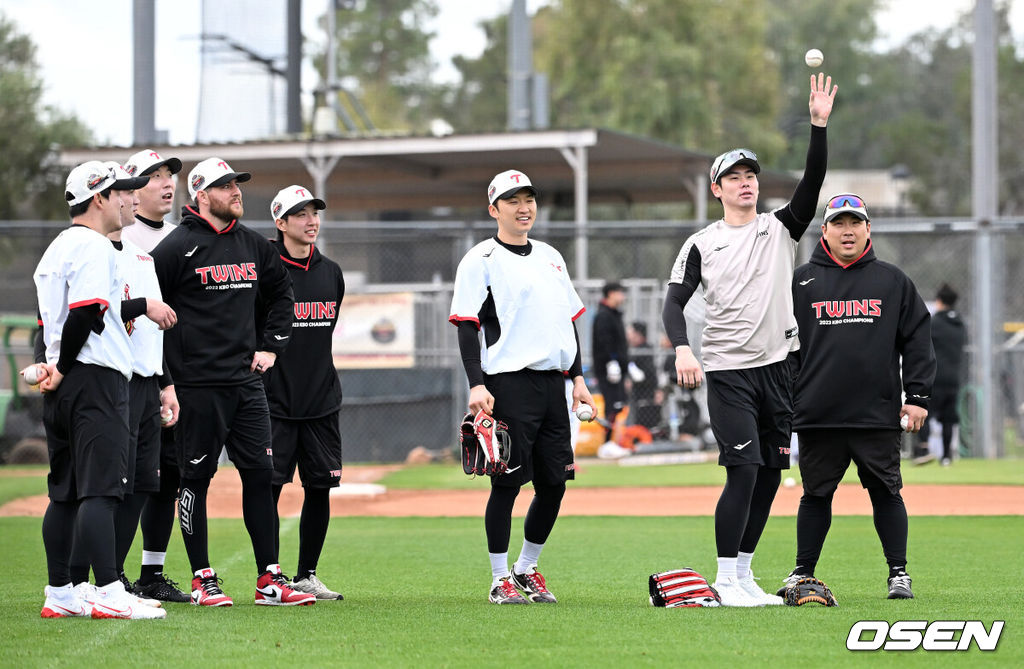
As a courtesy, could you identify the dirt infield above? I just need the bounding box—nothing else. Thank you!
[2,465,1022,517]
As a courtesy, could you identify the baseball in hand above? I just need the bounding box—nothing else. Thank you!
[161,408,173,426]
[21,364,47,385]
[575,404,594,422]
[783,476,797,488]
[900,414,910,431]
[804,48,824,68]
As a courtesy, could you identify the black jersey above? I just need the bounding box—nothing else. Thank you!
[151,206,294,386]
[791,238,935,430]
[258,240,345,419]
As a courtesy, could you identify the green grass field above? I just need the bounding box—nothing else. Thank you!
[0,466,1021,667]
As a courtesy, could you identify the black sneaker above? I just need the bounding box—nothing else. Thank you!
[887,571,914,599]
[489,577,528,605]
[134,574,192,603]
[776,570,811,598]
[510,566,557,603]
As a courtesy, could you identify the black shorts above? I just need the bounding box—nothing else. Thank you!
[705,357,793,469]
[797,428,903,497]
[486,369,575,488]
[271,412,342,488]
[43,364,130,502]
[129,374,162,493]
[175,379,273,478]
[930,384,959,425]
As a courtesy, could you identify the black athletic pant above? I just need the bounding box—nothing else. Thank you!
[138,463,180,583]
[714,464,781,556]
[485,482,566,553]
[67,496,120,586]
[272,484,332,580]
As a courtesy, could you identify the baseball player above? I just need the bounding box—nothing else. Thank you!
[260,185,346,600]
[121,149,192,603]
[591,281,629,447]
[36,161,164,619]
[661,74,837,606]
[449,170,595,605]
[150,158,313,607]
[778,194,935,600]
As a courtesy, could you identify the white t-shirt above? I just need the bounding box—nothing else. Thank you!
[450,238,585,375]
[122,218,177,254]
[34,226,133,378]
[115,239,164,377]
[668,210,800,371]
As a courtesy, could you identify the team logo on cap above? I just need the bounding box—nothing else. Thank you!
[192,174,205,191]
[125,163,138,176]
[87,172,106,189]
[272,202,283,217]
[488,185,496,200]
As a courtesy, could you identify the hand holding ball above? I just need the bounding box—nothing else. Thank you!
[900,414,910,431]
[575,404,594,422]
[161,408,173,426]
[805,48,824,68]
[21,364,47,386]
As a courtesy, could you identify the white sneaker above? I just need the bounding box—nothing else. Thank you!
[712,577,763,607]
[91,580,167,619]
[737,572,784,605]
[290,573,344,600]
[74,582,97,617]
[41,584,89,618]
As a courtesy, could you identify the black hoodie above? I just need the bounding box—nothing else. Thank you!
[931,308,966,388]
[791,237,936,430]
[257,240,345,419]
[151,206,294,386]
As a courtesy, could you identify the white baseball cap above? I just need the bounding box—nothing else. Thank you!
[487,170,537,205]
[65,160,150,206]
[822,193,869,222]
[709,148,760,184]
[124,149,182,177]
[187,157,251,200]
[271,184,326,220]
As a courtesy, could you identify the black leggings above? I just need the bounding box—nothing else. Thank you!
[714,464,781,557]
[272,484,332,579]
[484,482,566,553]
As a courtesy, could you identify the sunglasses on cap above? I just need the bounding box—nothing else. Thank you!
[710,149,759,183]
[825,194,866,209]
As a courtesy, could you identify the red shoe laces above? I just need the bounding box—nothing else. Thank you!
[525,571,548,592]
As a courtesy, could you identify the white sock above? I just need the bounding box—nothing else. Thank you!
[141,550,166,566]
[716,556,737,584]
[736,551,754,580]
[489,553,509,585]
[514,540,544,574]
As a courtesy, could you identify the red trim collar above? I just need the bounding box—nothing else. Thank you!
[185,205,236,234]
[279,245,314,271]
[820,237,871,269]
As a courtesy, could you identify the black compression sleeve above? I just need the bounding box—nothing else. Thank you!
[34,325,46,364]
[121,297,147,322]
[662,283,695,348]
[776,125,828,239]
[56,304,102,374]
[569,322,583,378]
[457,321,485,387]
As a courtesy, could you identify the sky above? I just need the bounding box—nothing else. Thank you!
[3,0,1021,147]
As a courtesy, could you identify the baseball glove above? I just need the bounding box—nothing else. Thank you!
[459,410,511,477]
[783,577,839,607]
[649,568,721,608]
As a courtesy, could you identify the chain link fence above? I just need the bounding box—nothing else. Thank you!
[2,218,1021,462]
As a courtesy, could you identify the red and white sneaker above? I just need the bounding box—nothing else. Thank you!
[511,565,557,603]
[41,584,89,618]
[191,568,233,607]
[91,580,167,619]
[255,564,316,606]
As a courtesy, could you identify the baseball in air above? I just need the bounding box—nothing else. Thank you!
[575,404,594,422]
[804,48,824,68]
[21,364,46,385]
[161,408,173,426]
[900,414,910,431]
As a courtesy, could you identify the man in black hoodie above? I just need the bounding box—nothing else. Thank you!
[592,282,629,444]
[915,284,966,466]
[261,185,346,600]
[151,158,312,607]
[780,193,935,601]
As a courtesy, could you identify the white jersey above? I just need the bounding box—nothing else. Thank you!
[450,237,584,374]
[669,210,800,371]
[114,238,164,377]
[34,226,133,378]
[121,218,177,254]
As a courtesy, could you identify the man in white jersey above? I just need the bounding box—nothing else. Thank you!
[35,161,164,619]
[121,149,193,603]
[450,170,595,605]
[662,74,837,607]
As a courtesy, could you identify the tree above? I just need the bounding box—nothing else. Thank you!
[0,12,91,220]
[315,0,442,132]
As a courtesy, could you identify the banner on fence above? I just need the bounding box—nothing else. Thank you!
[332,293,415,368]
